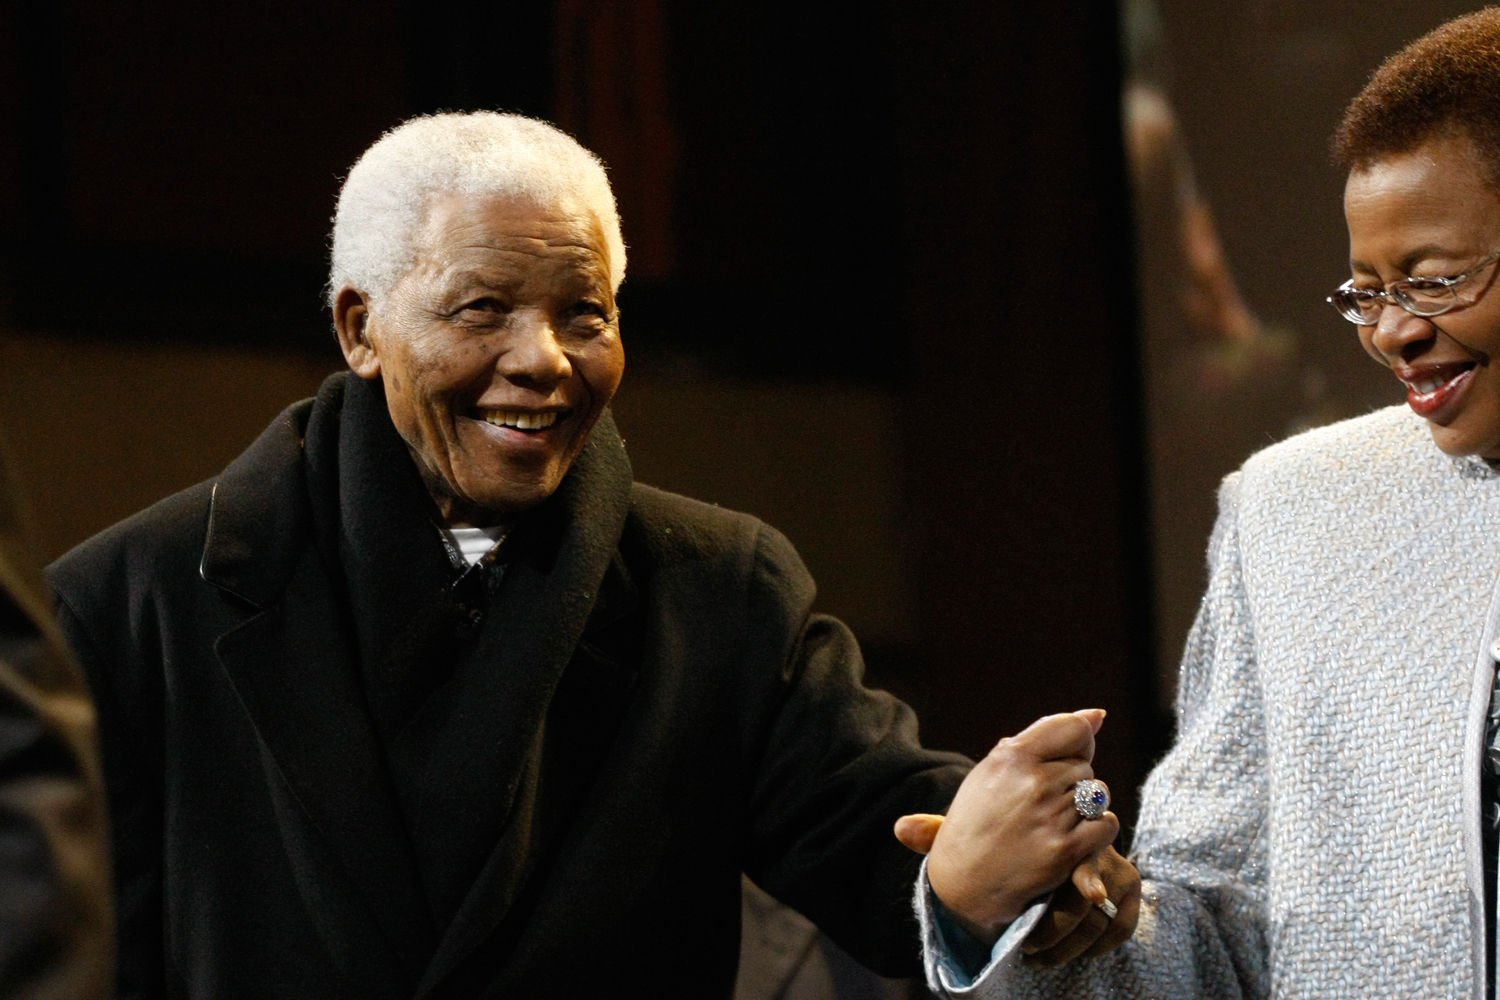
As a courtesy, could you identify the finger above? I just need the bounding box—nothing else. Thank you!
[1020,883,1090,954]
[1004,710,1104,763]
[1074,708,1106,734]
[893,813,945,855]
[1070,854,1108,905]
[1079,880,1140,958]
[1025,906,1110,967]
[1017,760,1100,813]
[1019,854,1113,956]
[1067,810,1121,854]
[1076,846,1142,958]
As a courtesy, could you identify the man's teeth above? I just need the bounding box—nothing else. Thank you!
[484,410,559,431]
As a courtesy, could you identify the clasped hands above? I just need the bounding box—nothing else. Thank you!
[894,709,1141,967]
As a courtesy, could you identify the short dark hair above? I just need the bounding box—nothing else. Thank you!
[1333,8,1500,183]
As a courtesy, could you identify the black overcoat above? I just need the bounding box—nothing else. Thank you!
[48,373,970,999]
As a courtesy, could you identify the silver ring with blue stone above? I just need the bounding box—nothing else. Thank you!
[1073,778,1110,820]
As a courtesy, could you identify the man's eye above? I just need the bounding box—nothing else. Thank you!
[455,298,509,319]
[563,301,613,330]
[568,300,607,318]
[467,298,507,312]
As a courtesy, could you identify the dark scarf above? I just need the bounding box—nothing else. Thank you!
[298,373,635,937]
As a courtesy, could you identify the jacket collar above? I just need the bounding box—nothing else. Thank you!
[198,371,640,992]
[198,378,330,605]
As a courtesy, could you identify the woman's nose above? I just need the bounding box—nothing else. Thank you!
[1365,302,1436,365]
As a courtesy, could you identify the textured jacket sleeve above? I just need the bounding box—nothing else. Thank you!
[930,472,1270,999]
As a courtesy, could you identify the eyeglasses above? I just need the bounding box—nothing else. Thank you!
[1327,251,1500,325]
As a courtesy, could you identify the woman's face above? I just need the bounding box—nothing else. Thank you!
[1345,132,1500,459]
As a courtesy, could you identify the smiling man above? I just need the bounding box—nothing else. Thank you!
[333,189,625,525]
[44,113,1128,998]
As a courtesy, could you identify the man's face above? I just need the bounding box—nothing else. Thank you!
[337,193,625,526]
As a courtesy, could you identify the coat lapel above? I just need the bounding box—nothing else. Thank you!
[201,378,643,995]
[201,387,436,992]
[415,413,640,996]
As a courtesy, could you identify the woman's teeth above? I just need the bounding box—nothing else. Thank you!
[1405,365,1474,397]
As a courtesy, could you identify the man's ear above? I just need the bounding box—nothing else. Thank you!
[333,286,381,380]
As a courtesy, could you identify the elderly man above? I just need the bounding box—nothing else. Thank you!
[47,112,1130,998]
[0,449,112,998]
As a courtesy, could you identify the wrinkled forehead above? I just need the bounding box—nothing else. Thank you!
[411,189,614,283]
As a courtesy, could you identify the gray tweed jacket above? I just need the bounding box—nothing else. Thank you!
[929,404,1500,999]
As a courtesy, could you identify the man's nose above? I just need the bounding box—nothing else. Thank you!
[497,310,572,384]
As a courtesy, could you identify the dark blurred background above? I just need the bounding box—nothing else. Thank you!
[20,5,1500,994]
[0,0,1197,847]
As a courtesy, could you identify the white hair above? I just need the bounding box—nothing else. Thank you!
[328,111,627,308]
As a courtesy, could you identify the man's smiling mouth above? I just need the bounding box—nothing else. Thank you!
[482,409,563,432]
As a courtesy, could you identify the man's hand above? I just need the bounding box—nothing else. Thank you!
[892,710,1121,947]
[894,818,1140,964]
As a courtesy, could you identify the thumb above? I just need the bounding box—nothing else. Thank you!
[1071,853,1108,905]
[1074,708,1107,735]
[893,813,945,855]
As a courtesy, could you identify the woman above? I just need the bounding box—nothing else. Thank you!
[911,9,1500,998]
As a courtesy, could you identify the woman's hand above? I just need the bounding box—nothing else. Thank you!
[892,710,1123,947]
[1021,845,1141,966]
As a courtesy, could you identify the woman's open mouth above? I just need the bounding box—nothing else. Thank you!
[1401,363,1477,419]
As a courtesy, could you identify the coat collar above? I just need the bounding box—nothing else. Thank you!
[198,382,325,607]
[199,372,640,992]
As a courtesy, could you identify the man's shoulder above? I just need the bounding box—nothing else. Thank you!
[625,482,798,552]
[623,482,808,582]
[627,482,761,534]
[47,480,216,599]
[49,391,319,601]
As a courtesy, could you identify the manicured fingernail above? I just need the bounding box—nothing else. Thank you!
[1076,708,1107,732]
